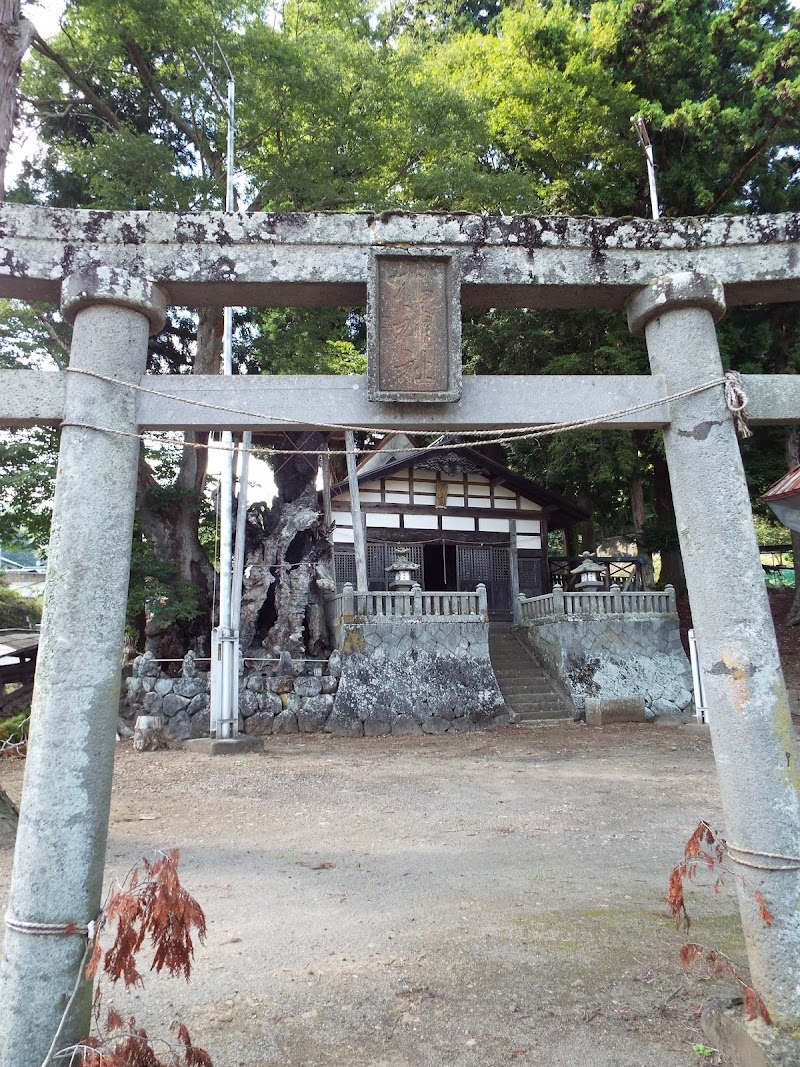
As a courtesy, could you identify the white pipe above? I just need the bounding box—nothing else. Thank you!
[688,629,707,724]
[218,430,234,739]
[231,432,251,629]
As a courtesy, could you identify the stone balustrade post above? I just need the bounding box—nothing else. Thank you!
[412,582,422,616]
[611,583,622,613]
[476,583,488,620]
[627,271,800,1024]
[0,270,167,1067]
[516,593,526,624]
[665,583,677,615]
[342,582,355,623]
[552,583,565,616]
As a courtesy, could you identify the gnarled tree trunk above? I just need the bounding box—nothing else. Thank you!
[576,492,596,553]
[134,306,222,658]
[629,475,655,588]
[240,432,335,659]
[0,1,34,201]
[652,449,686,595]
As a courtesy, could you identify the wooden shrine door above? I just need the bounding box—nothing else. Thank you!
[456,545,511,616]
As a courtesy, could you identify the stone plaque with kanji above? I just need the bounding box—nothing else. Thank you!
[367,252,461,403]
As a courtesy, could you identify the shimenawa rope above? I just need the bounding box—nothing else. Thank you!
[57,368,750,456]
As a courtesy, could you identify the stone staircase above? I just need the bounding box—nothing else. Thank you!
[488,623,572,724]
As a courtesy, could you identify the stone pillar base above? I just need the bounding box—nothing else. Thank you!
[702,1000,800,1067]
[183,737,264,755]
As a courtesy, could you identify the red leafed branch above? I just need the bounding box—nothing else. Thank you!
[77,1013,213,1066]
[667,821,775,1028]
[679,944,772,1024]
[73,850,213,1066]
[667,821,774,932]
[89,849,207,987]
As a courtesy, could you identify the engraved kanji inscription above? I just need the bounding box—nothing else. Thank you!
[377,257,450,394]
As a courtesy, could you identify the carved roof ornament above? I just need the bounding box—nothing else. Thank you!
[417,451,488,477]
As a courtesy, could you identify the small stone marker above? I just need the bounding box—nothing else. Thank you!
[133,714,168,751]
[585,697,646,726]
[367,252,461,402]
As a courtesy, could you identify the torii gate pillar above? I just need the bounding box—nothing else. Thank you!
[627,272,800,1023]
[0,270,167,1067]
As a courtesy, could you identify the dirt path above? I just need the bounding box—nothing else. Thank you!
[0,723,748,1066]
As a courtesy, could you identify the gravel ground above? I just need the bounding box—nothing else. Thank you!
[0,722,751,1066]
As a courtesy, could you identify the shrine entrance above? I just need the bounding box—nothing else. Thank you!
[456,545,511,617]
[1,205,800,1064]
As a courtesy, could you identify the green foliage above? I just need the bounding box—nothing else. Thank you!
[637,515,681,554]
[59,125,203,211]
[126,536,206,638]
[0,578,41,630]
[0,428,57,553]
[241,308,366,376]
[0,711,31,743]
[752,512,791,547]
[0,300,68,370]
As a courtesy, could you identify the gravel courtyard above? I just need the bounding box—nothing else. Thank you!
[0,721,748,1066]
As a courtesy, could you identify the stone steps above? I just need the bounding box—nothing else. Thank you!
[488,628,572,724]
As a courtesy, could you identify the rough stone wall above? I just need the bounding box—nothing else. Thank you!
[121,649,342,740]
[123,651,211,740]
[122,619,508,739]
[520,614,693,719]
[328,619,508,737]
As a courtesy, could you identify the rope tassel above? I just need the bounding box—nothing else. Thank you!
[724,370,753,439]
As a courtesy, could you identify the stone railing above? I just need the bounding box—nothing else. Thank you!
[326,582,488,624]
[518,583,676,622]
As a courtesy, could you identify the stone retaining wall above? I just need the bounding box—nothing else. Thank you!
[328,618,508,736]
[520,613,693,719]
[122,615,509,739]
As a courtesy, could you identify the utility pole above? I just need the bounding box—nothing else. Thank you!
[194,40,251,743]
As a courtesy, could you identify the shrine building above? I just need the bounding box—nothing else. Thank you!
[328,434,587,618]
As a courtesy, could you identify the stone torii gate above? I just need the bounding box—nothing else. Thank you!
[1,204,800,1065]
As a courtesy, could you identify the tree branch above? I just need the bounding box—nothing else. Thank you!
[32,308,68,367]
[30,30,121,130]
[0,3,35,200]
[122,38,223,178]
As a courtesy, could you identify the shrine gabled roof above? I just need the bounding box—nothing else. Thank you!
[763,464,800,502]
[331,439,589,530]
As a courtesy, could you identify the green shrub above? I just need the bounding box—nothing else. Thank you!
[0,578,41,629]
[0,710,30,742]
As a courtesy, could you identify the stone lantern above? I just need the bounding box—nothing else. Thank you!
[386,546,420,592]
[570,551,606,591]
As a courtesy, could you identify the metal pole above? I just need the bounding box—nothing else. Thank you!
[345,430,368,591]
[205,41,238,738]
[508,518,520,623]
[231,433,251,626]
[688,628,707,724]
[632,114,660,221]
